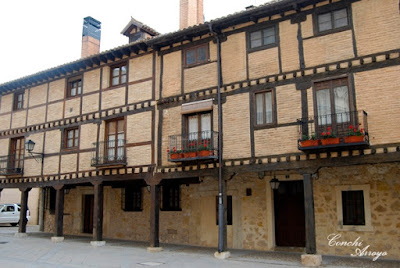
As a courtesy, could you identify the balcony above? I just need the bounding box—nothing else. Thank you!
[298,110,369,152]
[91,139,127,167]
[168,131,218,162]
[0,155,24,176]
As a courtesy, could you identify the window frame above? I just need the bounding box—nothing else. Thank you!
[122,186,143,212]
[66,76,83,98]
[183,43,210,68]
[313,5,352,36]
[63,127,80,150]
[13,91,25,111]
[253,88,277,128]
[247,25,278,53]
[110,62,128,87]
[9,136,25,170]
[161,184,181,211]
[335,185,373,232]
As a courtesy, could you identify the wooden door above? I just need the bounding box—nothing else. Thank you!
[83,195,94,234]
[274,181,305,247]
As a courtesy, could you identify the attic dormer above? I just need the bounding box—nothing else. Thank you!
[121,17,160,43]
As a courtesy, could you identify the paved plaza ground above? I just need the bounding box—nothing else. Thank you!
[0,224,398,268]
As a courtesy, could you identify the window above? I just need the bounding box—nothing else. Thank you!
[64,127,79,149]
[216,195,232,225]
[335,185,372,231]
[255,90,276,126]
[186,111,211,140]
[111,64,127,86]
[249,26,276,50]
[161,184,181,211]
[13,91,24,111]
[184,44,209,67]
[9,137,24,171]
[105,118,125,163]
[67,76,82,97]
[314,78,352,135]
[342,191,365,225]
[317,8,349,33]
[122,186,142,211]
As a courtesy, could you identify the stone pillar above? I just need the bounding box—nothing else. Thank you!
[51,185,65,243]
[147,184,162,252]
[301,174,321,267]
[16,187,31,237]
[91,182,105,246]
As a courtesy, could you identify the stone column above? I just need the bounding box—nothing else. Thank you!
[301,173,321,267]
[91,181,105,246]
[16,187,31,237]
[148,184,162,252]
[51,185,65,243]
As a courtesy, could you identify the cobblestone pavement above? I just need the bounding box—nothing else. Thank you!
[0,225,398,268]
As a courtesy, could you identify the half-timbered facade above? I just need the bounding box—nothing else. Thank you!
[0,0,399,262]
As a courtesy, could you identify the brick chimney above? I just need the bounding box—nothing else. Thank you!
[81,16,101,58]
[179,0,204,30]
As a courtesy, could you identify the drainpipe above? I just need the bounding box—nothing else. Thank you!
[209,23,226,253]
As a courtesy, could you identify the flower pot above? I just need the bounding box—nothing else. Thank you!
[198,150,213,157]
[321,137,340,146]
[170,153,183,160]
[344,135,364,143]
[300,140,319,147]
[183,151,197,158]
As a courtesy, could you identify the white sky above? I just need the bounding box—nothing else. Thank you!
[0,0,269,84]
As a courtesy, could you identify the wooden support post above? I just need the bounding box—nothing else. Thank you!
[93,182,104,242]
[303,173,317,254]
[18,188,31,234]
[149,184,160,248]
[54,185,65,237]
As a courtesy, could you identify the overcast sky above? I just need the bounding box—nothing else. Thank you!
[0,0,270,84]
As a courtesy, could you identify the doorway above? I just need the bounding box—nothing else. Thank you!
[274,180,305,247]
[83,195,94,234]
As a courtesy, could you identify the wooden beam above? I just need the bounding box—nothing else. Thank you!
[149,184,160,247]
[92,182,104,242]
[18,187,31,234]
[54,185,65,237]
[303,173,316,254]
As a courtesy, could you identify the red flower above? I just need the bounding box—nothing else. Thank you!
[360,128,364,133]
[327,132,331,136]
[353,128,357,132]
[173,147,176,152]
[349,125,353,129]
[327,126,331,131]
[322,132,326,136]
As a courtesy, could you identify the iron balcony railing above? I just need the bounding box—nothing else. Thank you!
[0,155,24,175]
[91,139,127,167]
[168,130,218,162]
[297,110,369,151]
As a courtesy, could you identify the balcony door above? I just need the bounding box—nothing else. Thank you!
[186,112,211,148]
[9,137,24,172]
[315,78,353,136]
[105,119,125,163]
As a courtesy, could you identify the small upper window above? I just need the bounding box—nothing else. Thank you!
[13,91,24,111]
[64,127,79,149]
[255,90,276,126]
[184,44,209,67]
[317,8,348,32]
[249,26,276,50]
[111,64,127,86]
[67,76,82,98]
